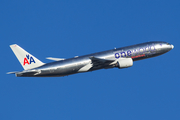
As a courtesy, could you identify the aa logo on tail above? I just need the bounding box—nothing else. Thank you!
[23,54,36,65]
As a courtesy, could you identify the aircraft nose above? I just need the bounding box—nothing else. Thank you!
[171,44,174,49]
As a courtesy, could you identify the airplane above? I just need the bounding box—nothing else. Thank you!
[7,41,174,77]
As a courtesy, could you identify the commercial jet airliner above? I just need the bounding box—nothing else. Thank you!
[7,41,174,77]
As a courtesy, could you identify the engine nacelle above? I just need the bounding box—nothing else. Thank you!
[116,58,133,69]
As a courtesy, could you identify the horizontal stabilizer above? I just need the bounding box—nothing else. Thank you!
[46,57,65,61]
[7,71,20,74]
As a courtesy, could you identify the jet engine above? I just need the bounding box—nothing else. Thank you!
[116,58,133,69]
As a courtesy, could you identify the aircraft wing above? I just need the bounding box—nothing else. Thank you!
[78,56,115,72]
[89,56,115,67]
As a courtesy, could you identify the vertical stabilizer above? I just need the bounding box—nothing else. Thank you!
[10,44,45,70]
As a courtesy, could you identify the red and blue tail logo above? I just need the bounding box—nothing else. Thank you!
[23,54,36,65]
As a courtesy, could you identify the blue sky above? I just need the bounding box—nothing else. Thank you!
[0,0,180,120]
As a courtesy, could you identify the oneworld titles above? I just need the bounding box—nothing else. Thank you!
[114,44,156,58]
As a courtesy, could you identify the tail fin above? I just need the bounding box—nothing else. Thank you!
[10,44,45,70]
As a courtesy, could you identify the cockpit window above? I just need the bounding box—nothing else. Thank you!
[167,43,170,45]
